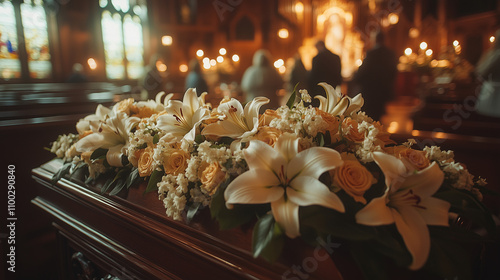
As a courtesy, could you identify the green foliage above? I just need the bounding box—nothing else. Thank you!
[285,83,300,109]
[90,148,108,160]
[145,169,163,194]
[252,213,285,262]
[51,162,72,183]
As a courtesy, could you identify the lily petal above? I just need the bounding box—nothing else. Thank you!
[244,140,287,174]
[344,93,364,116]
[288,147,342,179]
[402,162,444,198]
[393,206,430,270]
[372,152,407,192]
[225,169,283,208]
[275,133,299,162]
[243,97,269,128]
[107,144,125,167]
[288,176,345,212]
[417,197,450,226]
[355,194,395,226]
[271,196,300,238]
[183,88,200,117]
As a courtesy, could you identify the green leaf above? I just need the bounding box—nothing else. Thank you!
[100,177,114,194]
[195,134,205,144]
[316,132,325,147]
[252,213,285,262]
[186,202,201,223]
[124,168,141,189]
[285,83,300,109]
[144,169,163,194]
[91,148,108,160]
[153,133,160,144]
[51,162,72,183]
[109,179,126,196]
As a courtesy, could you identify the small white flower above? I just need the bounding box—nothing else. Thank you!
[299,89,311,103]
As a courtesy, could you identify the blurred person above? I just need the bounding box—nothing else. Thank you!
[66,63,88,83]
[241,49,283,111]
[287,53,308,93]
[185,58,208,95]
[353,31,398,121]
[475,29,500,118]
[309,40,342,106]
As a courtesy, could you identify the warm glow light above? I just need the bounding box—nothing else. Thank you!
[274,59,284,68]
[432,131,447,139]
[278,66,286,74]
[388,13,399,25]
[355,59,362,67]
[202,57,210,64]
[490,36,496,43]
[203,63,210,70]
[210,59,216,66]
[294,1,304,14]
[219,48,227,55]
[411,130,420,137]
[409,28,419,38]
[156,61,167,72]
[430,59,438,67]
[419,42,428,50]
[196,49,204,57]
[179,64,188,73]
[162,35,173,46]
[87,58,97,70]
[381,18,390,28]
[345,12,353,26]
[425,49,433,56]
[278,28,289,39]
[387,122,399,134]
[232,54,240,62]
[455,45,462,54]
[404,48,412,56]
[453,40,459,47]
[217,56,224,63]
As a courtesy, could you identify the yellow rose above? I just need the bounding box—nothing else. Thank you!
[342,118,365,142]
[316,109,341,140]
[138,146,155,177]
[198,161,226,195]
[163,149,190,175]
[259,109,279,126]
[331,156,375,204]
[114,98,134,115]
[254,126,282,147]
[392,147,430,170]
[131,104,156,119]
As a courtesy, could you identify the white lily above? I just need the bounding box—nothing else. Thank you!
[315,83,364,116]
[155,91,174,107]
[225,133,345,238]
[76,112,139,167]
[76,104,111,135]
[202,97,269,140]
[355,152,449,270]
[157,88,210,142]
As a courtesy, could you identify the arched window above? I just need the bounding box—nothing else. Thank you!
[99,0,147,80]
[0,0,52,80]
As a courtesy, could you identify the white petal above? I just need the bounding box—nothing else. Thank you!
[288,147,342,179]
[393,206,431,270]
[315,95,327,111]
[183,88,200,116]
[243,97,269,128]
[202,120,248,138]
[288,176,345,212]
[402,162,444,198]
[355,194,395,226]
[225,169,283,207]
[75,134,108,152]
[417,197,450,226]
[373,152,407,192]
[344,93,364,116]
[318,83,340,112]
[275,133,299,162]
[271,196,300,238]
[329,97,349,116]
[244,140,287,174]
[107,145,125,167]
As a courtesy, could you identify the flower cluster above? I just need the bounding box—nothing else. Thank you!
[50,83,492,277]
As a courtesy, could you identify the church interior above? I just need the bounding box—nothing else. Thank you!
[1,0,500,279]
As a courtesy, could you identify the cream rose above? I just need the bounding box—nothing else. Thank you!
[399,148,430,170]
[254,126,282,147]
[259,109,279,126]
[342,118,364,142]
[138,146,155,177]
[163,149,190,175]
[114,98,134,115]
[316,109,341,140]
[198,161,226,195]
[331,155,375,204]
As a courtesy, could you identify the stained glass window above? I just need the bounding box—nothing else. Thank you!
[101,0,146,80]
[0,0,52,80]
[0,0,21,79]
[21,0,52,79]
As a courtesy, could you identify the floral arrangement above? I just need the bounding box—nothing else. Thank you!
[50,83,495,279]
